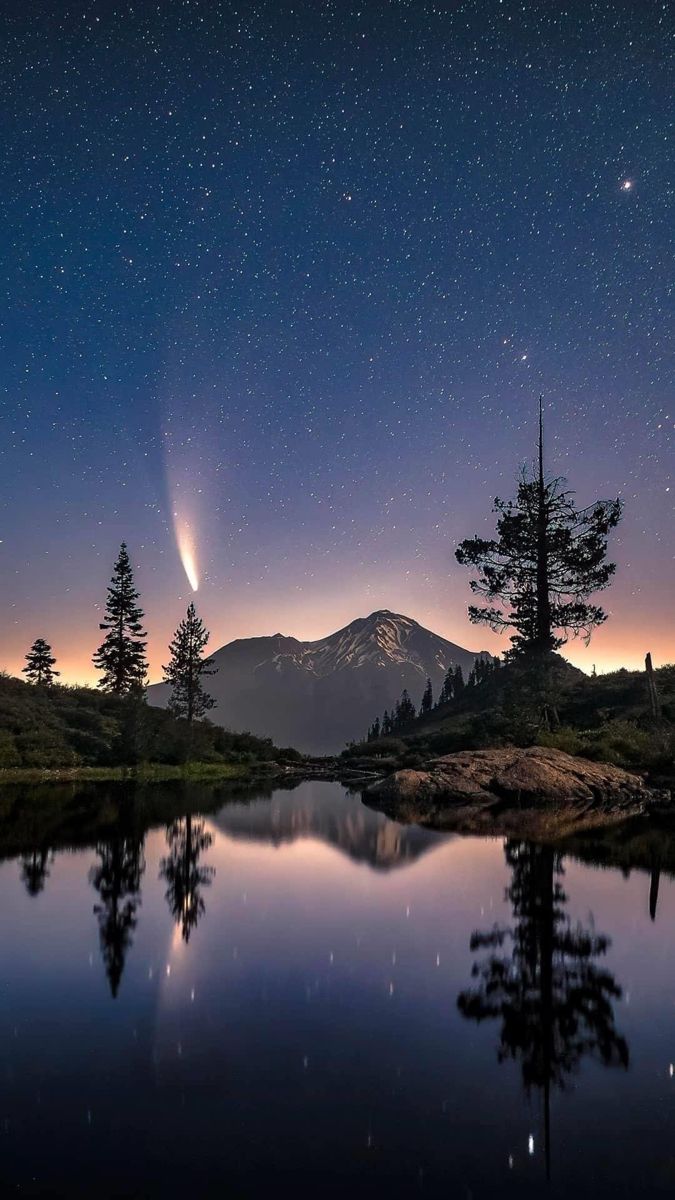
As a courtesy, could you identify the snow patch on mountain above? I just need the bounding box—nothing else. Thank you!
[147,609,493,754]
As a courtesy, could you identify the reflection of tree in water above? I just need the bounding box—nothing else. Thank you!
[160,815,215,943]
[458,841,629,1176]
[20,847,52,896]
[89,837,145,998]
[649,855,661,921]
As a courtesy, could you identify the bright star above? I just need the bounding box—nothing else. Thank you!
[621,179,633,191]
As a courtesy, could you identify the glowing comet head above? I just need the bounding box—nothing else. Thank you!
[174,515,199,591]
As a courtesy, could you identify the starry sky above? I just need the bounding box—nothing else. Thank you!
[1,0,672,684]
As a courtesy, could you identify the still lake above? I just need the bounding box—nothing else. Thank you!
[1,778,675,1197]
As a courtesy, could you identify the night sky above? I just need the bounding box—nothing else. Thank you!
[1,0,672,684]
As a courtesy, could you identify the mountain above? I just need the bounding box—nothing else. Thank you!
[147,610,493,754]
[212,780,450,871]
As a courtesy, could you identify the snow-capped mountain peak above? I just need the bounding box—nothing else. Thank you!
[148,610,492,754]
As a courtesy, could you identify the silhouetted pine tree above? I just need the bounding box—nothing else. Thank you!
[453,665,465,695]
[395,688,416,727]
[93,544,148,694]
[472,657,498,686]
[456,398,622,660]
[437,666,455,706]
[23,638,59,686]
[382,709,392,736]
[420,677,433,714]
[163,602,216,725]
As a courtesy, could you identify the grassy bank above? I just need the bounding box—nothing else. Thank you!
[0,761,261,786]
[0,770,291,865]
[0,672,297,774]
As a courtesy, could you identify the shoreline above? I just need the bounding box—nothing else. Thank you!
[1,755,675,871]
[0,759,382,788]
[0,762,256,786]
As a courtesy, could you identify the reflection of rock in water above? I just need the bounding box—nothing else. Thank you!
[159,815,215,943]
[89,836,145,998]
[458,840,628,1179]
[212,781,449,870]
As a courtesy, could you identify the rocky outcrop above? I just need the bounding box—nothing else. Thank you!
[364,746,670,837]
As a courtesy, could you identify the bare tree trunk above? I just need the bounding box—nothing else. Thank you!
[536,396,552,654]
[645,652,662,722]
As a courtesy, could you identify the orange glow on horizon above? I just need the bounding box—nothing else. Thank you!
[3,599,673,691]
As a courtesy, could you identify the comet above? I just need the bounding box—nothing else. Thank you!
[162,407,212,594]
[174,514,199,591]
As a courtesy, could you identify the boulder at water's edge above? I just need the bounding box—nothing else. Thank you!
[364,745,668,837]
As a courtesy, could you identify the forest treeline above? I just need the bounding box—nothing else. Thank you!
[2,545,292,770]
[365,659,499,741]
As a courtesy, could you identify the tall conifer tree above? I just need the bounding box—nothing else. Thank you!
[438,665,455,706]
[395,688,416,727]
[23,638,59,686]
[93,543,148,694]
[163,602,216,725]
[456,399,622,659]
[420,677,433,715]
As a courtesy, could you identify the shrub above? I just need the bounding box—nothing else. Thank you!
[277,746,304,762]
[342,737,405,760]
[0,730,20,768]
[0,675,291,769]
[537,727,585,756]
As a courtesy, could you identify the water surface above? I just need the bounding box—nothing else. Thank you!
[1,779,675,1197]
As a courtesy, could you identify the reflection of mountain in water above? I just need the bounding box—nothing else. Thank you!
[213,781,449,870]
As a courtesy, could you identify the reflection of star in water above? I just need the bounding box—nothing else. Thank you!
[621,179,633,191]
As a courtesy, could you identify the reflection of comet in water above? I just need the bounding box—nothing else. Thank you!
[173,512,199,592]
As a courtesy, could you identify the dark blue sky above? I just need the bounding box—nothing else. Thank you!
[1,0,672,680]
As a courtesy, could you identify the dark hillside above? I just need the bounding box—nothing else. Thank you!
[0,673,284,770]
[345,657,675,776]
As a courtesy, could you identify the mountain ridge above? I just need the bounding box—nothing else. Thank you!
[148,609,493,754]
